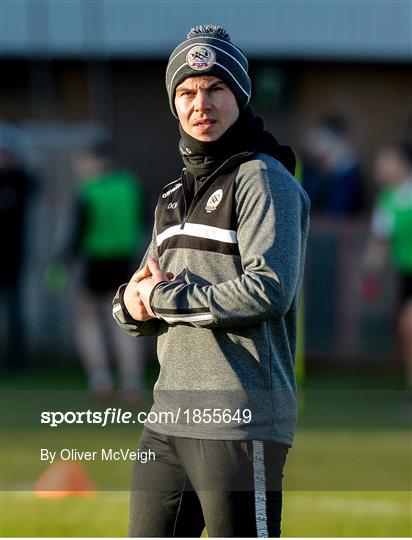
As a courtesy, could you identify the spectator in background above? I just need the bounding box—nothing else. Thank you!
[53,142,147,402]
[363,142,412,393]
[0,145,35,374]
[302,115,364,216]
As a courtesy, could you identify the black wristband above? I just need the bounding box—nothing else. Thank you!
[118,283,141,324]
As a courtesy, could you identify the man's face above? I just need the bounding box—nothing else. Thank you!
[174,76,239,142]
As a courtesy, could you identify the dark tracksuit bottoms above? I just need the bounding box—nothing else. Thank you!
[129,427,290,537]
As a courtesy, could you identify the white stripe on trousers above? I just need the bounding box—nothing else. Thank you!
[253,440,269,538]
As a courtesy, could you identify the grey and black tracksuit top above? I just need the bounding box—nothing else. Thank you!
[113,151,310,446]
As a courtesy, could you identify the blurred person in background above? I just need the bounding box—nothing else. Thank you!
[363,142,412,393]
[51,142,147,402]
[302,114,364,216]
[0,145,36,375]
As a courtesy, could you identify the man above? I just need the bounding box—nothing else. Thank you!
[50,142,147,401]
[113,25,310,537]
[363,142,412,393]
[302,114,364,217]
[0,145,35,374]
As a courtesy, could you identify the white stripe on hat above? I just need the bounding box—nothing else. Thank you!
[168,35,248,69]
[201,35,249,67]
[168,59,250,101]
[168,62,189,94]
[156,223,238,247]
[214,61,250,99]
[167,41,249,79]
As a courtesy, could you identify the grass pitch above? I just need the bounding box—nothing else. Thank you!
[1,490,410,537]
[0,370,411,537]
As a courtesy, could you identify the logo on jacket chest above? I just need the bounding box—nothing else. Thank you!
[205,189,223,213]
[162,182,182,198]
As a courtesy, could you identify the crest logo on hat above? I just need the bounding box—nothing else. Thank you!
[186,45,216,71]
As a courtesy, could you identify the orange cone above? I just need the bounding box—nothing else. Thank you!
[35,460,96,498]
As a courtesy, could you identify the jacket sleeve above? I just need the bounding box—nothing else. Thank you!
[149,162,310,328]
[112,207,161,337]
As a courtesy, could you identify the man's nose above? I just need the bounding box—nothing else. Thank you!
[193,90,211,111]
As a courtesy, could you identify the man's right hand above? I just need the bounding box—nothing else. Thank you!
[123,262,174,321]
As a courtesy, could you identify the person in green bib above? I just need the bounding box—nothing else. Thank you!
[364,142,412,391]
[71,142,147,401]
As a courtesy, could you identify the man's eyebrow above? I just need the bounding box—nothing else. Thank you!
[176,86,194,93]
[176,81,226,93]
[207,81,226,89]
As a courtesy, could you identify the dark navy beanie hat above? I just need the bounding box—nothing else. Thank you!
[165,25,252,118]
